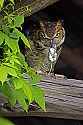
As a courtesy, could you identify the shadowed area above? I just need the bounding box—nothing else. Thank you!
[22,0,83,79]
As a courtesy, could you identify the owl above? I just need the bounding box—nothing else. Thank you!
[25,19,65,75]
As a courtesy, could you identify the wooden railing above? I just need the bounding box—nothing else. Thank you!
[0,75,83,120]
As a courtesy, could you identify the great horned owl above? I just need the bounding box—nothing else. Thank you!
[25,19,65,74]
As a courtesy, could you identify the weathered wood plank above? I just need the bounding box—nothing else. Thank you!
[0,0,59,26]
[0,75,83,120]
[15,0,59,16]
[37,75,83,120]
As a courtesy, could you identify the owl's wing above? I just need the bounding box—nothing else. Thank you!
[56,27,65,47]
[56,46,62,61]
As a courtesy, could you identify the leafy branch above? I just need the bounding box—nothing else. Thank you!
[0,0,45,112]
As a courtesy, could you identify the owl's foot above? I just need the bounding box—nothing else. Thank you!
[46,72,56,78]
[47,72,67,79]
[37,70,67,79]
[37,70,48,75]
[37,70,43,74]
[54,74,67,79]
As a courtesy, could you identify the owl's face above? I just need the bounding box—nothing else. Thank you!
[40,20,56,38]
[40,20,63,38]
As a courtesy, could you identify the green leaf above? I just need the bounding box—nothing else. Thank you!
[14,63,22,74]
[0,118,15,125]
[9,31,19,39]
[2,26,10,35]
[0,32,19,52]
[16,52,26,66]
[7,66,18,78]
[0,0,4,10]
[13,89,28,111]
[3,63,18,70]
[9,0,14,4]
[14,29,31,49]
[11,78,33,103]
[0,65,7,84]
[12,78,24,90]
[0,82,11,98]
[31,74,42,85]
[22,79,33,103]
[27,67,42,85]
[14,16,24,27]
[5,35,19,52]
[3,81,17,106]
[1,80,28,111]
[20,33,31,49]
[14,58,22,65]
[0,81,16,106]
[0,31,5,45]
[9,92,16,106]
[32,86,46,111]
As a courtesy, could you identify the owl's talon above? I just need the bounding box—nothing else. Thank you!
[54,74,67,79]
[47,72,55,78]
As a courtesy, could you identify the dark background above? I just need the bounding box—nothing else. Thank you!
[40,0,83,79]
[23,0,83,80]
[7,117,83,125]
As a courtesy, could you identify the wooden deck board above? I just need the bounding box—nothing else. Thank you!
[15,0,59,16]
[37,75,83,120]
[0,75,83,120]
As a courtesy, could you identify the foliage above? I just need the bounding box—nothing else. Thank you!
[0,0,45,112]
[0,117,15,125]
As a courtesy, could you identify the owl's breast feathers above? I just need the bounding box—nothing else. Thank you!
[46,20,65,73]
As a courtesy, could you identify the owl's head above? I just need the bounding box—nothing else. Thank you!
[39,19,64,39]
[40,20,56,38]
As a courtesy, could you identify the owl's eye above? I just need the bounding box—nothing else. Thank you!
[41,32,45,37]
[39,32,45,38]
[56,33,60,37]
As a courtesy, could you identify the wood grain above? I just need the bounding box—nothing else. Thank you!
[0,75,83,120]
[0,0,59,26]
[15,0,59,16]
[37,75,83,120]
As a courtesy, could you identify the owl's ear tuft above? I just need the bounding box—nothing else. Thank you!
[39,21,46,32]
[40,21,43,28]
